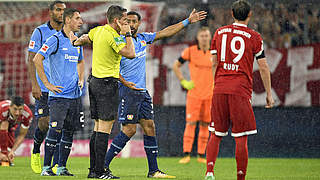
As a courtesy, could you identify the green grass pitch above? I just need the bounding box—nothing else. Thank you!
[0,157,319,179]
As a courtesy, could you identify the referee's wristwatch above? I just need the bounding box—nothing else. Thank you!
[125,32,132,37]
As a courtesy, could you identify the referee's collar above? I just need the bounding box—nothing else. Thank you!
[47,21,54,30]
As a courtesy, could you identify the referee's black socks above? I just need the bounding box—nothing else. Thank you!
[89,131,96,171]
[95,132,109,174]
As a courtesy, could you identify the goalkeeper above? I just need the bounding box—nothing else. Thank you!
[172,27,213,164]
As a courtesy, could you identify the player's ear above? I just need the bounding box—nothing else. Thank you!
[247,11,252,19]
[231,10,234,19]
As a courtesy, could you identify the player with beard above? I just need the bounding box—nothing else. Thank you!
[103,10,207,178]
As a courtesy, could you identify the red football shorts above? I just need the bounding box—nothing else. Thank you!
[209,94,257,137]
[186,96,211,123]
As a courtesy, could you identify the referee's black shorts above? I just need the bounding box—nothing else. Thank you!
[88,76,119,121]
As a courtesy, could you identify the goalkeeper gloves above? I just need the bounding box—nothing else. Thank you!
[180,79,194,90]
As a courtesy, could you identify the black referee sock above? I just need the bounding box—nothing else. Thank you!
[89,131,96,170]
[95,132,109,174]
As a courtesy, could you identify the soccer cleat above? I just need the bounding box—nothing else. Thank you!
[41,166,56,176]
[205,172,215,180]
[178,155,190,164]
[105,168,120,179]
[31,153,42,173]
[1,161,10,167]
[56,166,74,176]
[147,170,176,178]
[87,168,96,178]
[197,157,206,164]
[96,171,120,179]
[51,164,58,174]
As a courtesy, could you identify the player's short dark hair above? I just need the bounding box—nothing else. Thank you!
[63,8,80,24]
[10,96,24,107]
[49,0,65,11]
[127,11,141,21]
[232,0,251,21]
[106,5,127,23]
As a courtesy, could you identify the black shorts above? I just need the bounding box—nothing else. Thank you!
[48,97,81,131]
[34,92,49,118]
[89,76,119,121]
[118,84,154,125]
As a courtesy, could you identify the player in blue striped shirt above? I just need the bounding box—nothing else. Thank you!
[33,8,84,176]
[104,10,207,178]
[27,0,65,174]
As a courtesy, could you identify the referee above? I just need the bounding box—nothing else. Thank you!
[71,5,135,179]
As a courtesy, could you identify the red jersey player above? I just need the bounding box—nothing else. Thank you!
[205,1,274,180]
[0,96,33,166]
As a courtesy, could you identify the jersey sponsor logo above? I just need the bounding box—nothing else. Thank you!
[141,40,146,47]
[65,54,79,62]
[127,114,134,120]
[29,40,35,49]
[40,44,49,53]
[114,37,125,45]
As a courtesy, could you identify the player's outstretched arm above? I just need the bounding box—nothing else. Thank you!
[8,127,29,163]
[33,53,63,94]
[154,9,207,41]
[257,58,274,108]
[70,32,92,46]
[27,51,42,100]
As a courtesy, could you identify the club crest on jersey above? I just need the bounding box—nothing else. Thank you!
[127,114,134,120]
[141,40,146,47]
[40,44,49,53]
[29,40,35,49]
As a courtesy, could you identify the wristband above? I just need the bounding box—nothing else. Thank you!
[72,39,77,46]
[125,32,132,37]
[182,18,189,27]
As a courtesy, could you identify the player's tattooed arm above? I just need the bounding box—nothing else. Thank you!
[154,9,207,41]
[70,32,91,46]
[257,58,274,108]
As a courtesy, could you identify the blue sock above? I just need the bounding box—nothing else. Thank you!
[105,131,130,168]
[44,128,60,167]
[144,135,159,173]
[52,131,62,166]
[33,127,47,154]
[58,130,74,167]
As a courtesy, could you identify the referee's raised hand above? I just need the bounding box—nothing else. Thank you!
[188,9,207,24]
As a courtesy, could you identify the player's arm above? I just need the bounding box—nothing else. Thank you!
[8,127,29,162]
[70,32,92,46]
[117,20,135,59]
[257,58,274,108]
[33,54,63,94]
[77,59,85,89]
[154,9,207,41]
[211,54,218,84]
[27,51,42,100]
[119,74,143,91]
[172,59,194,90]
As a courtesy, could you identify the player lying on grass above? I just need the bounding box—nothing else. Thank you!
[0,96,33,166]
[101,9,206,179]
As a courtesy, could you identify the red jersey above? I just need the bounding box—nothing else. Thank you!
[211,23,264,99]
[0,100,33,131]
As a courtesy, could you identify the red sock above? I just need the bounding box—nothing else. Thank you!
[235,136,248,180]
[206,133,222,175]
[0,130,9,155]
